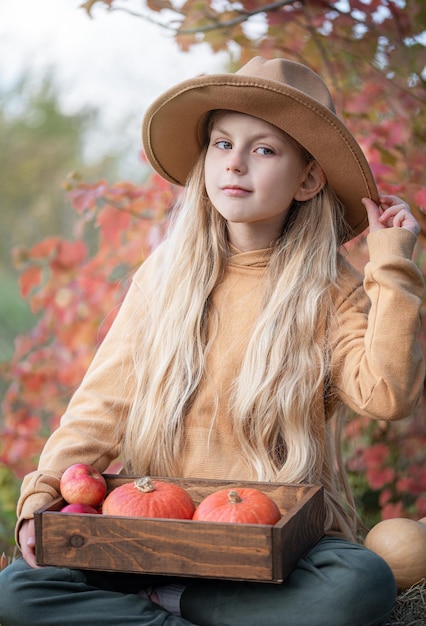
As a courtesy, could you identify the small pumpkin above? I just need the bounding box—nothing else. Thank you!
[102,476,195,519]
[193,488,281,525]
[364,517,426,590]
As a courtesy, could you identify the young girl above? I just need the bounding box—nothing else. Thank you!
[1,56,424,626]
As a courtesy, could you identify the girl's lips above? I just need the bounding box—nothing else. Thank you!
[222,185,251,197]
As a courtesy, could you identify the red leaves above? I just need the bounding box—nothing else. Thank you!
[68,180,108,214]
[345,414,426,523]
[363,444,395,490]
[1,173,178,478]
[16,238,87,300]
[2,0,426,523]
[28,237,61,260]
[53,240,87,270]
[19,266,42,299]
[97,205,131,247]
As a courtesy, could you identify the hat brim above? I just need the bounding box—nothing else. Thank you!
[142,74,378,239]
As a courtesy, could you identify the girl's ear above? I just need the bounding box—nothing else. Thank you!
[294,161,326,201]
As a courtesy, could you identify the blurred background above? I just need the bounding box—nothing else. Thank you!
[0,0,226,366]
[1,0,425,562]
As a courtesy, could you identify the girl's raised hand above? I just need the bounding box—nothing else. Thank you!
[362,195,420,237]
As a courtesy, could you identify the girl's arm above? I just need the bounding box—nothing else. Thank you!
[15,272,148,540]
[331,196,424,419]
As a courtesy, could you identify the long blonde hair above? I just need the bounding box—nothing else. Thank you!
[121,134,358,537]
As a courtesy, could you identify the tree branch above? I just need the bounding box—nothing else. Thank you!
[108,0,297,35]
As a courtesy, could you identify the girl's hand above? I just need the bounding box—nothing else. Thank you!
[18,518,41,569]
[362,195,420,237]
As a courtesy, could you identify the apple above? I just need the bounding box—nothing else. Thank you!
[60,463,107,507]
[60,503,100,514]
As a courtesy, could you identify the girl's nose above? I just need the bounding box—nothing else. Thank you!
[226,149,246,174]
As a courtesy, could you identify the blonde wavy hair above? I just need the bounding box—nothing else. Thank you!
[122,127,359,539]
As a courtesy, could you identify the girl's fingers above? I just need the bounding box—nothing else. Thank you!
[379,206,420,235]
[362,195,420,236]
[362,197,386,232]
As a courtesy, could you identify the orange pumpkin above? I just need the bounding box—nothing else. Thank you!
[364,517,426,589]
[193,488,281,525]
[102,476,195,519]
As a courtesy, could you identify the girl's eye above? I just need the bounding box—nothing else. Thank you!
[215,140,232,150]
[256,146,274,156]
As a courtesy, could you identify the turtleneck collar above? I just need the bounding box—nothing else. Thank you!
[228,244,273,269]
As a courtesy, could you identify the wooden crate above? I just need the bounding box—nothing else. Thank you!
[34,475,324,583]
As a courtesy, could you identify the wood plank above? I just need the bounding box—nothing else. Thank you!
[35,477,325,582]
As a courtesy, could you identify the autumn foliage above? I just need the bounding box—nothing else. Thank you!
[1,0,425,528]
[1,165,179,477]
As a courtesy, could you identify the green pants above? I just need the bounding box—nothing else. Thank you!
[0,537,396,626]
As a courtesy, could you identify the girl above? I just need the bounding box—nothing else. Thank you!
[1,56,424,626]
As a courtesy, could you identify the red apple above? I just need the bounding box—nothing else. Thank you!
[60,463,107,507]
[60,503,100,514]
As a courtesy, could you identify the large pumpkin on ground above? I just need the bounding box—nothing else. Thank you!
[364,517,426,590]
[193,487,282,524]
[102,476,195,519]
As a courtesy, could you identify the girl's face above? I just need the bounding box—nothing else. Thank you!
[204,111,314,251]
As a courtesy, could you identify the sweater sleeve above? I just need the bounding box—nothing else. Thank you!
[330,228,425,420]
[15,270,147,535]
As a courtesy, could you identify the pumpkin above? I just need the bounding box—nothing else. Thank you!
[364,517,426,590]
[102,476,195,519]
[192,488,282,525]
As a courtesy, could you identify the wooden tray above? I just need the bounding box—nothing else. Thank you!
[34,475,325,583]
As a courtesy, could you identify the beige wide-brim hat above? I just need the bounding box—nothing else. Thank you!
[142,56,378,239]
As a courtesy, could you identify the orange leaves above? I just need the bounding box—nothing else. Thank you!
[54,240,87,270]
[2,0,425,523]
[68,180,108,214]
[27,237,61,260]
[146,0,175,12]
[345,414,426,523]
[97,205,131,247]
[12,239,88,335]
[17,238,87,283]
[363,444,395,490]
[15,239,88,315]
[0,429,46,478]
[1,172,178,478]
[19,266,42,299]
[80,0,114,18]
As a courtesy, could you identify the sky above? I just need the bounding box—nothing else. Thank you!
[0,0,229,175]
